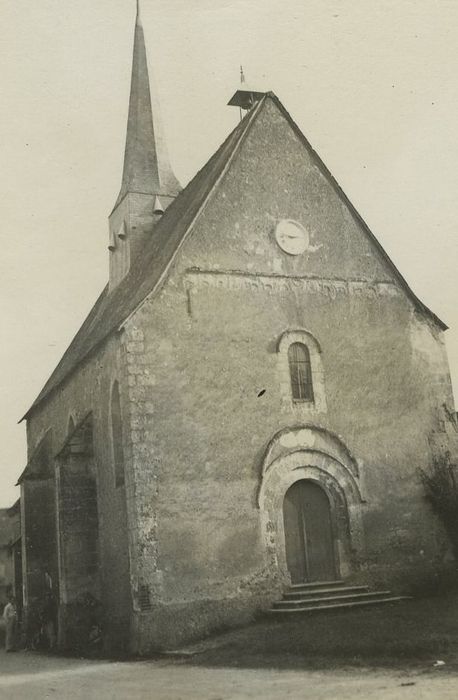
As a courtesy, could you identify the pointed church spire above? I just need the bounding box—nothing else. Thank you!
[109,1,181,290]
[113,1,180,211]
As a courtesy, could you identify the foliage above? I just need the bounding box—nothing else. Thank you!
[420,452,458,559]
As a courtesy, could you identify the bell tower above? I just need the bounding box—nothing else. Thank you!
[109,0,181,290]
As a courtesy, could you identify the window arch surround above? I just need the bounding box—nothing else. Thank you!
[277,330,327,413]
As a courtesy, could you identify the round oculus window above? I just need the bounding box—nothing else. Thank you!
[275,220,309,255]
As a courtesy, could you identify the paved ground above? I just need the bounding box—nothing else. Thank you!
[1,650,458,700]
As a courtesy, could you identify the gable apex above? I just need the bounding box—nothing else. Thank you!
[119,91,445,332]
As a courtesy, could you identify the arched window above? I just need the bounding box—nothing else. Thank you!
[110,381,125,487]
[288,342,314,402]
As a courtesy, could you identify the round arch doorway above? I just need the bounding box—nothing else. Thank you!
[283,480,337,583]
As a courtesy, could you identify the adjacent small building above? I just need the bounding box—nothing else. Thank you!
[0,509,11,605]
[0,501,22,613]
[8,500,23,616]
[19,5,458,654]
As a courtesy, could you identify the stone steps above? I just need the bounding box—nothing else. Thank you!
[269,580,410,614]
[289,580,346,589]
[284,585,369,600]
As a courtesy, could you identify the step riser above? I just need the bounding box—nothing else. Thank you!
[290,580,345,590]
[284,586,368,600]
[270,596,409,614]
[274,592,394,609]
[287,584,360,594]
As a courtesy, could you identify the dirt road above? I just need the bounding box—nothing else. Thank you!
[1,650,458,700]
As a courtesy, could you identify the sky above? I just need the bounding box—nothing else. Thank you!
[1,0,457,506]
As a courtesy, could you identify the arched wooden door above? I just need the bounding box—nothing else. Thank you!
[283,480,337,583]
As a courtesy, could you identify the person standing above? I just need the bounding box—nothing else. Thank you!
[42,591,57,650]
[3,595,17,652]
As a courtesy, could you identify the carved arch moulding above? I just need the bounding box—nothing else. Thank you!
[258,425,366,581]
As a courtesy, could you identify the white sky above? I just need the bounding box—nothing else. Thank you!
[1,0,457,506]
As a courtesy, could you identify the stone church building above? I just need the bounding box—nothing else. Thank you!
[19,6,457,653]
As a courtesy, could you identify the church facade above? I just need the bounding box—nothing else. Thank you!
[19,7,457,654]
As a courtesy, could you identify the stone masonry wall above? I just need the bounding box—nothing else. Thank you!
[25,337,133,653]
[123,98,455,650]
[24,97,457,653]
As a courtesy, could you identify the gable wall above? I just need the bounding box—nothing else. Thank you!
[180,99,394,282]
[123,99,455,649]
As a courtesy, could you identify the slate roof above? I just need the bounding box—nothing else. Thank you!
[7,500,20,517]
[22,98,263,419]
[23,94,446,419]
[16,430,54,483]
